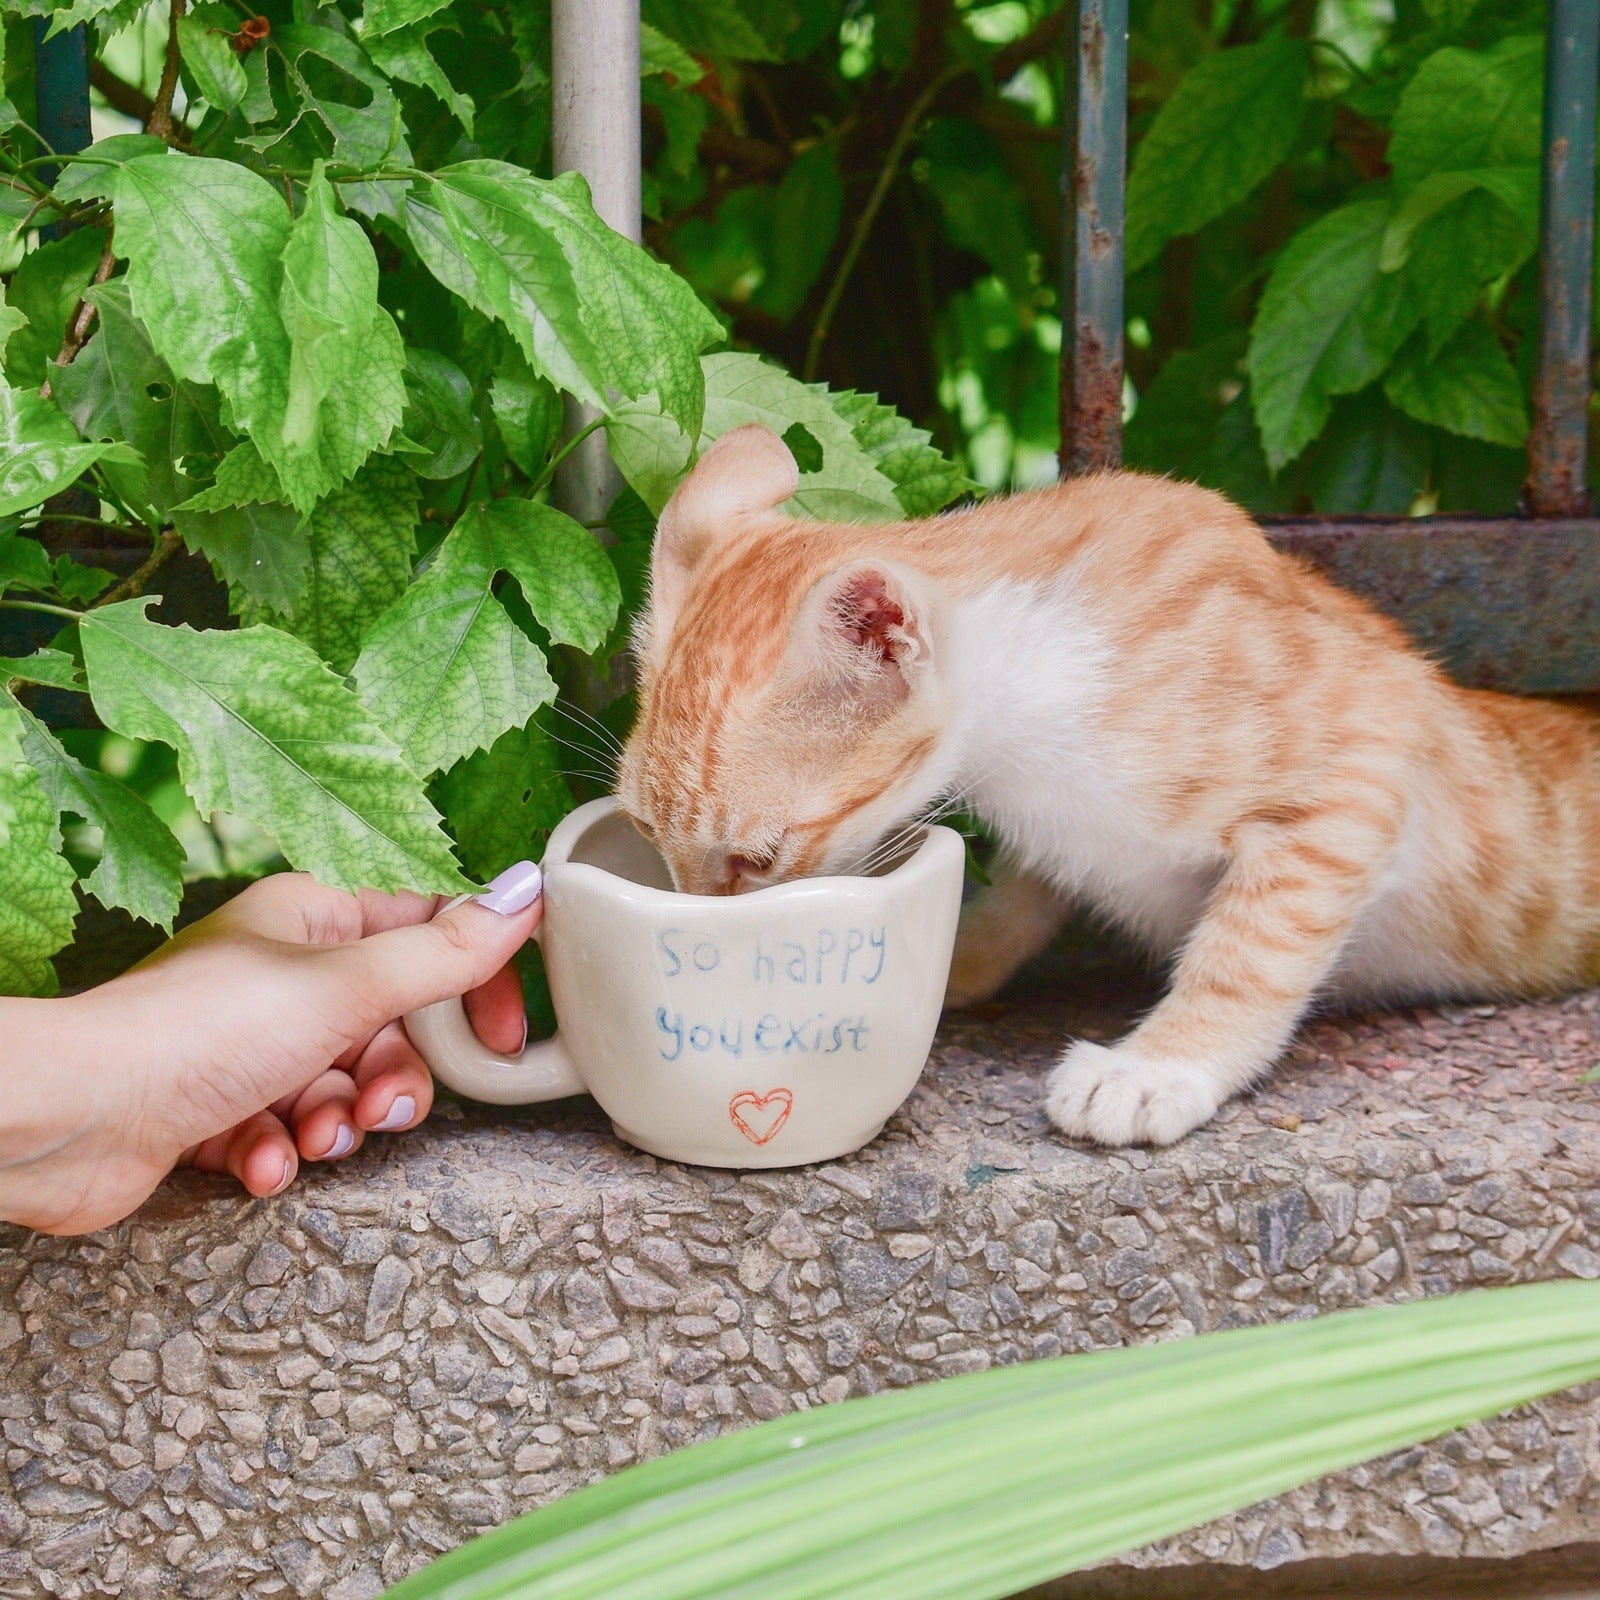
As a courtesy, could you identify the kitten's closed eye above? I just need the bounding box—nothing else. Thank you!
[729,848,777,878]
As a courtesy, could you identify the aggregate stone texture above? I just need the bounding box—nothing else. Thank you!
[4,898,1600,1596]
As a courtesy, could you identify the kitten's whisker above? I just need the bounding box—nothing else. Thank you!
[550,700,627,760]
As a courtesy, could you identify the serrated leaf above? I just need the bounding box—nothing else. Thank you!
[0,695,77,995]
[1384,321,1528,447]
[55,280,230,516]
[0,531,53,595]
[824,387,976,515]
[640,0,778,61]
[1126,36,1309,273]
[608,353,904,520]
[490,345,562,479]
[172,440,285,512]
[7,227,106,389]
[52,134,166,207]
[366,21,475,134]
[485,499,620,653]
[80,601,467,896]
[1388,37,1544,194]
[641,22,703,82]
[174,497,309,616]
[1305,393,1431,516]
[1247,199,1420,471]
[402,349,482,480]
[0,285,26,378]
[15,704,183,930]
[353,503,563,777]
[405,164,720,439]
[363,0,453,37]
[253,455,419,674]
[271,26,406,172]
[0,384,139,517]
[53,555,114,603]
[433,713,572,882]
[177,8,247,112]
[0,648,83,691]
[113,153,404,513]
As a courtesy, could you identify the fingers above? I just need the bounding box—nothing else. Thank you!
[464,962,528,1056]
[288,1068,364,1162]
[312,869,542,1035]
[213,873,443,947]
[188,1111,297,1199]
[351,1020,434,1134]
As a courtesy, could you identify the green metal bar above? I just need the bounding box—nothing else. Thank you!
[1527,0,1598,516]
[1059,0,1127,476]
[32,20,91,240]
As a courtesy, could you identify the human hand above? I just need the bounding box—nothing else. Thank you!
[0,862,543,1235]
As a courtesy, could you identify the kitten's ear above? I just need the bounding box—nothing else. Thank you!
[797,560,933,704]
[650,425,799,625]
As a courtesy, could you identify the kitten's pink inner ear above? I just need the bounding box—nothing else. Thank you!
[834,570,918,665]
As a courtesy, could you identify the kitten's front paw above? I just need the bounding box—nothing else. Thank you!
[1045,1041,1220,1147]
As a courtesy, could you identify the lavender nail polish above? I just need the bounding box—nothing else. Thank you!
[326,1125,355,1160]
[272,1157,294,1195]
[474,860,542,916]
[374,1095,416,1132]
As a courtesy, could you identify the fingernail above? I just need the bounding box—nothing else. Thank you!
[517,1015,529,1054]
[473,860,542,916]
[271,1157,294,1196]
[324,1125,355,1160]
[373,1095,415,1133]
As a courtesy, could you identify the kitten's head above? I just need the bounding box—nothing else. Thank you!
[617,425,954,895]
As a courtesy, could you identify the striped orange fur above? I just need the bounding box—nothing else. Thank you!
[617,425,1600,1145]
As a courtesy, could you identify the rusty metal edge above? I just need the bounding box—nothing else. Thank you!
[1265,516,1600,694]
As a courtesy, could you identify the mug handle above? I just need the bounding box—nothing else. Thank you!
[402,902,584,1106]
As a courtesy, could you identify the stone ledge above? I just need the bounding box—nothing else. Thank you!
[3,907,1600,1598]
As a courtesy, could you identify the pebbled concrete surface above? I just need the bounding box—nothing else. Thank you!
[2,896,1600,1596]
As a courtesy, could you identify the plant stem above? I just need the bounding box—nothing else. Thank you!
[802,66,959,383]
[92,529,184,610]
[146,0,188,144]
[531,417,606,496]
[0,599,84,622]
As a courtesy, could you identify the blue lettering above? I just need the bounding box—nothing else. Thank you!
[814,929,837,984]
[827,1020,846,1053]
[689,1023,713,1052]
[753,940,775,983]
[755,1014,783,1053]
[847,1016,870,1051]
[863,928,888,984]
[783,941,807,983]
[719,1021,744,1058]
[658,929,684,978]
[841,928,865,982]
[656,1008,684,1060]
[693,939,720,973]
[785,1018,810,1052]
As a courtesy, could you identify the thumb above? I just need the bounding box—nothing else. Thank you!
[314,863,543,1031]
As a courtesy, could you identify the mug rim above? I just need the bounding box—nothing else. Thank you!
[545,795,963,910]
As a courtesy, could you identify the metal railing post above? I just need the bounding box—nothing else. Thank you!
[1059,0,1127,477]
[550,0,641,534]
[33,20,91,241]
[1527,0,1598,517]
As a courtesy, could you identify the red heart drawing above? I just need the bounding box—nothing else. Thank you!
[728,1088,794,1146]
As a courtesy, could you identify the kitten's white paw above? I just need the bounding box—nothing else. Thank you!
[1045,1041,1220,1146]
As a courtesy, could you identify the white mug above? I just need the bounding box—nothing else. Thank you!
[403,797,965,1169]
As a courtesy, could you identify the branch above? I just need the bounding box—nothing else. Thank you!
[803,67,960,382]
[145,0,187,143]
[88,60,153,125]
[92,529,184,609]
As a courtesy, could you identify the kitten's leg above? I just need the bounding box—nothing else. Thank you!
[945,860,1069,1009]
[1047,803,1402,1145]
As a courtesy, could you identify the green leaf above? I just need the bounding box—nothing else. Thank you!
[0,384,139,517]
[1305,393,1431,516]
[112,153,404,514]
[1388,37,1544,194]
[177,7,247,113]
[353,502,564,777]
[268,26,406,173]
[750,141,843,320]
[6,226,106,389]
[0,695,77,995]
[1247,199,1420,471]
[489,346,562,479]
[53,555,113,604]
[366,21,475,134]
[51,134,166,207]
[1384,321,1529,447]
[174,496,309,615]
[640,21,703,82]
[607,352,904,520]
[640,0,778,61]
[15,704,183,930]
[486,499,621,653]
[1126,36,1308,273]
[0,284,26,378]
[0,648,84,692]
[433,713,572,882]
[362,0,453,37]
[916,118,1038,304]
[252,455,419,674]
[824,387,976,516]
[0,530,53,595]
[402,348,482,480]
[80,601,467,896]
[55,280,229,516]
[383,1281,1600,1600]
[173,440,285,513]
[405,164,721,439]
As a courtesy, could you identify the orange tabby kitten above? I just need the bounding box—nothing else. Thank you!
[616,424,1600,1145]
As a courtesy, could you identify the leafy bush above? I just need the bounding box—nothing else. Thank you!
[0,0,1563,991]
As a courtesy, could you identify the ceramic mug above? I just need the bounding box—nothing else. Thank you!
[403,796,965,1169]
